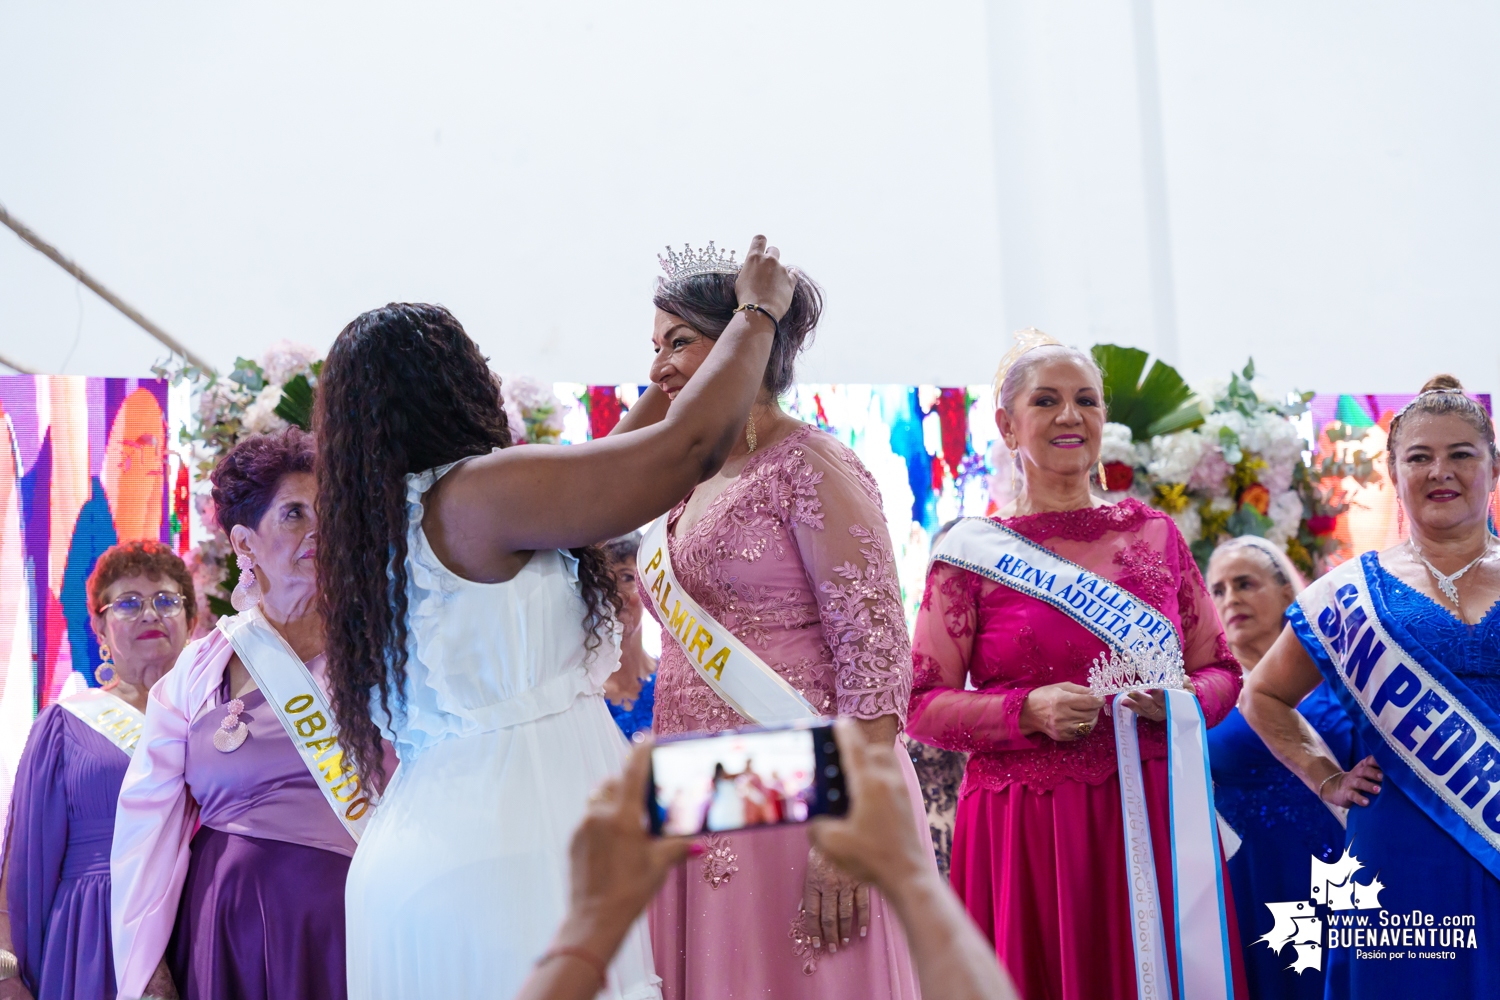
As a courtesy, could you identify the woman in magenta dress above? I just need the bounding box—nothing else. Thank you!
[111,429,362,1000]
[904,332,1249,1000]
[1,542,194,1000]
[615,256,926,998]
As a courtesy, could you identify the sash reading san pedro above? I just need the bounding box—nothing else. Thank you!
[934,517,1235,1000]
[59,688,147,756]
[638,514,818,725]
[1293,553,1500,881]
[217,606,373,841]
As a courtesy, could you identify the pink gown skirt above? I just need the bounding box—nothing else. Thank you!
[952,757,1251,1000]
[650,752,928,999]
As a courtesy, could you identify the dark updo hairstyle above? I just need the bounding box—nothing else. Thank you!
[313,303,621,783]
[87,540,197,627]
[210,428,316,534]
[652,267,823,398]
[1386,375,1499,484]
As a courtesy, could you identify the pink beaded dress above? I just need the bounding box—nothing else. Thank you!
[644,424,926,1000]
[906,499,1251,1000]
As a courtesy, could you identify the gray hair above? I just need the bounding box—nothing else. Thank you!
[1209,535,1306,594]
[994,335,1104,413]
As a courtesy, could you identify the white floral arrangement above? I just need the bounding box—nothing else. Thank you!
[1093,353,1377,578]
[500,374,569,445]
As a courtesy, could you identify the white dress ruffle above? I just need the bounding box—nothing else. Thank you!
[345,459,657,1000]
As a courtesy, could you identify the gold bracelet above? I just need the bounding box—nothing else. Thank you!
[0,947,18,981]
[1317,771,1342,800]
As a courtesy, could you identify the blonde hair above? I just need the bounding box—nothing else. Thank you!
[991,328,1103,412]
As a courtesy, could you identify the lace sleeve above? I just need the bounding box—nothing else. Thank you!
[790,439,912,723]
[904,562,1041,753]
[1171,527,1243,727]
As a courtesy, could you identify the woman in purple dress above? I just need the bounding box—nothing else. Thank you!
[110,429,364,1000]
[1,541,195,1000]
[614,257,927,998]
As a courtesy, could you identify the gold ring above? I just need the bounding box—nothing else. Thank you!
[1075,721,1094,738]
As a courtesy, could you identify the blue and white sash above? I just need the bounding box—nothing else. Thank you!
[1291,553,1500,881]
[935,517,1235,1000]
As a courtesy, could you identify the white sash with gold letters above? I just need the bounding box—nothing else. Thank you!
[59,688,147,757]
[217,606,373,841]
[638,514,819,726]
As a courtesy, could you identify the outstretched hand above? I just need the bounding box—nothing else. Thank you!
[734,235,796,321]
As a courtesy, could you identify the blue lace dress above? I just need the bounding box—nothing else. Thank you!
[1317,558,1500,998]
[1210,685,1354,999]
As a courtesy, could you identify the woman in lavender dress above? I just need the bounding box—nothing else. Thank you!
[615,260,927,998]
[110,429,363,1000]
[1,542,194,1000]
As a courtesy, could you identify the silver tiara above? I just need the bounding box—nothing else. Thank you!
[1087,644,1187,697]
[658,242,739,282]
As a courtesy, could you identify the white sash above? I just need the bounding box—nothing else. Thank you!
[638,514,819,726]
[58,688,146,757]
[935,517,1234,1000]
[217,607,373,842]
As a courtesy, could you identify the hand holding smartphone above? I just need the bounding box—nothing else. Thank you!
[648,720,848,836]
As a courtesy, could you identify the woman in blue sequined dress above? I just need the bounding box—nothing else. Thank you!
[1206,536,1353,999]
[1244,376,1500,998]
[601,533,657,742]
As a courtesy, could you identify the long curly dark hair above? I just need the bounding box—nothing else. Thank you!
[314,303,620,783]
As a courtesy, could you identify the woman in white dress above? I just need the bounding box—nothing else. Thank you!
[315,238,796,1000]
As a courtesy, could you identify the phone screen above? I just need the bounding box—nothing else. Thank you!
[648,721,845,836]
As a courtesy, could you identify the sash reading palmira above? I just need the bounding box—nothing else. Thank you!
[638,514,819,726]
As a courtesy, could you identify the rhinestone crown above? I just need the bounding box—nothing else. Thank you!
[658,242,739,283]
[1087,643,1187,697]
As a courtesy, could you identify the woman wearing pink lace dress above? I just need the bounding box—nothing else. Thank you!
[616,259,926,998]
[905,333,1250,1000]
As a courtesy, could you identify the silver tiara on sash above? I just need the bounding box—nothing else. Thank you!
[658,242,739,282]
[1087,644,1188,697]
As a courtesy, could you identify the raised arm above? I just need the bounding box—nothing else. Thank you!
[606,384,670,437]
[430,237,794,563]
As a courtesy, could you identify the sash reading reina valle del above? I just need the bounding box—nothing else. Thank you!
[934,518,1236,1000]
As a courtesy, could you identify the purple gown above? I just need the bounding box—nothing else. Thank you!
[4,704,129,1000]
[165,675,354,1000]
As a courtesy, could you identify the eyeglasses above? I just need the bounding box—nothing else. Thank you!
[99,591,187,621]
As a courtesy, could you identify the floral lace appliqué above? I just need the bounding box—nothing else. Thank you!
[821,524,912,721]
[789,913,821,975]
[1114,538,1173,609]
[701,834,739,888]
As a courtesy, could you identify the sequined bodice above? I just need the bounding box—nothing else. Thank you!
[1375,558,1500,710]
[643,425,912,736]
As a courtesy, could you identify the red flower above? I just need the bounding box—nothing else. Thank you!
[1308,514,1338,536]
[1240,483,1271,515]
[1103,462,1134,491]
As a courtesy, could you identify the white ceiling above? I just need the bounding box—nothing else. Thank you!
[2,1,1496,397]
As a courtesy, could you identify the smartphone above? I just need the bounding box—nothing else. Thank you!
[648,719,848,836]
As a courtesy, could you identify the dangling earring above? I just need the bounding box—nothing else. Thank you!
[1097,458,1108,489]
[745,414,758,454]
[95,642,118,689]
[231,561,262,612]
[1010,458,1022,495]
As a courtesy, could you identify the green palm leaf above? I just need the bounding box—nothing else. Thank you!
[1091,344,1202,442]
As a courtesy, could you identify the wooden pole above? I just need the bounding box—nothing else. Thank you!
[0,200,216,374]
